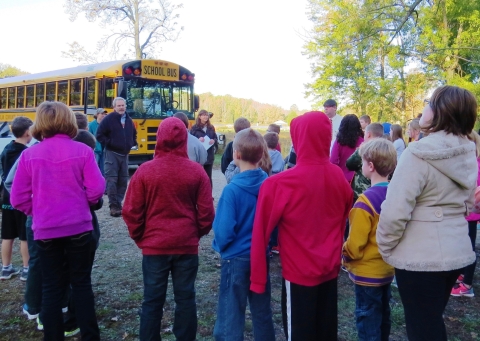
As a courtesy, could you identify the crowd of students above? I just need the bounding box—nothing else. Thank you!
[0,85,478,341]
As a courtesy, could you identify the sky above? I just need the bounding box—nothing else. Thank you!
[0,0,314,110]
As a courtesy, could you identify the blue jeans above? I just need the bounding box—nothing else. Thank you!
[355,284,391,341]
[214,256,275,341]
[140,254,199,341]
[95,151,104,176]
[24,216,42,314]
[36,231,99,341]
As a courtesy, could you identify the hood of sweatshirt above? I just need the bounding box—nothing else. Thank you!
[1,141,27,180]
[230,168,268,197]
[408,130,477,189]
[154,117,188,159]
[291,111,331,165]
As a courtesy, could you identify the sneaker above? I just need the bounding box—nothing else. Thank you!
[64,327,80,337]
[456,274,465,284]
[22,304,39,320]
[20,268,28,282]
[110,205,122,217]
[37,316,44,331]
[271,246,280,255]
[451,282,474,297]
[0,266,20,280]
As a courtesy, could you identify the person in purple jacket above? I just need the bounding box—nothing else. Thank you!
[11,101,105,341]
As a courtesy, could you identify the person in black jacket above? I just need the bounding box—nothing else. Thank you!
[220,117,250,175]
[96,97,137,217]
[190,110,217,187]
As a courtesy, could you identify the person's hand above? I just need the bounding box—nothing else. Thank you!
[199,137,205,142]
[209,139,214,145]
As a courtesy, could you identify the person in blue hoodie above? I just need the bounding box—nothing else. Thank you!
[212,128,275,341]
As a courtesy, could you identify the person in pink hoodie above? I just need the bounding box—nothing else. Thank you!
[250,111,353,340]
[451,130,480,297]
[11,101,105,341]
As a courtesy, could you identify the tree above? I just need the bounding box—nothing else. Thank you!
[64,0,183,61]
[304,0,480,124]
[0,64,28,79]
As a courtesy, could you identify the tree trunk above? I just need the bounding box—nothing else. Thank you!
[134,0,142,59]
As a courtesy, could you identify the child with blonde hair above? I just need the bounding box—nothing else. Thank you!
[343,138,397,341]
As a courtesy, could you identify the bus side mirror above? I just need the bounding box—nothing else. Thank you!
[194,94,199,111]
[118,80,127,99]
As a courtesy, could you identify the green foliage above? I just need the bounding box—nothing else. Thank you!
[0,63,28,79]
[199,92,305,125]
[305,0,480,125]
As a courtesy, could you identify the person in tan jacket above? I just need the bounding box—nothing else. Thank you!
[377,85,478,341]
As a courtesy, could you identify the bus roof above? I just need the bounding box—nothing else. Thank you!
[0,60,181,87]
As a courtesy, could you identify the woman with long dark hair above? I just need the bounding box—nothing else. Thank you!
[390,124,406,162]
[190,109,217,187]
[330,114,364,182]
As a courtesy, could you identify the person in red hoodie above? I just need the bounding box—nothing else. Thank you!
[250,111,353,340]
[122,117,215,341]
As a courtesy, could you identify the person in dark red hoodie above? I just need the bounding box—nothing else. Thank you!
[122,117,215,341]
[250,111,353,340]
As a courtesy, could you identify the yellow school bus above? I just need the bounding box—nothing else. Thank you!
[0,60,199,164]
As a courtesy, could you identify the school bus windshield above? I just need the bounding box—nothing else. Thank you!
[126,79,194,119]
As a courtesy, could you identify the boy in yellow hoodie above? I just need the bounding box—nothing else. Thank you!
[342,138,397,341]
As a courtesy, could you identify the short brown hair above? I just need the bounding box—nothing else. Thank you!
[365,123,384,138]
[264,132,279,149]
[267,124,280,134]
[233,128,265,165]
[359,139,397,177]
[173,112,189,129]
[359,115,371,124]
[73,130,96,149]
[425,85,477,136]
[390,124,403,141]
[75,112,88,130]
[409,118,421,131]
[258,146,272,176]
[233,117,251,133]
[11,116,33,138]
[32,102,78,141]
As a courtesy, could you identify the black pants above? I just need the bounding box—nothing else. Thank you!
[281,277,338,341]
[203,163,213,189]
[395,268,461,341]
[463,220,478,285]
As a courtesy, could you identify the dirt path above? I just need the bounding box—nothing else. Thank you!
[1,168,479,340]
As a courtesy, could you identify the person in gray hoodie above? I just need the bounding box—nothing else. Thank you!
[173,112,207,165]
[264,132,285,175]
[377,85,478,341]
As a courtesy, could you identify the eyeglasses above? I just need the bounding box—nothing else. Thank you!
[424,99,430,104]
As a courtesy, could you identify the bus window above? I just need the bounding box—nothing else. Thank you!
[26,85,35,108]
[0,89,6,109]
[125,79,193,119]
[104,79,114,109]
[87,79,96,105]
[36,84,45,106]
[8,88,15,108]
[58,81,68,104]
[70,79,82,106]
[17,86,25,108]
[46,82,56,101]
